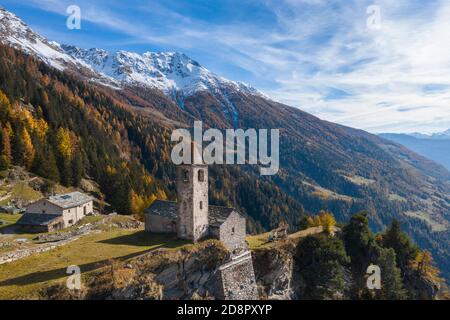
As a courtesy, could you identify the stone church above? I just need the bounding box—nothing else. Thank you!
[144,162,247,252]
[144,153,258,299]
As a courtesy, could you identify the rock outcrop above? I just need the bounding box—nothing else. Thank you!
[44,240,230,300]
[253,240,297,300]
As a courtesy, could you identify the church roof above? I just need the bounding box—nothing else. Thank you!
[144,200,177,219]
[144,200,239,226]
[208,206,236,227]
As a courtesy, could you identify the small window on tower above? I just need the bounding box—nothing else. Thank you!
[183,170,189,182]
[200,201,203,210]
[198,169,205,182]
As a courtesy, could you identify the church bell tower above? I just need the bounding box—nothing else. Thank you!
[176,142,209,241]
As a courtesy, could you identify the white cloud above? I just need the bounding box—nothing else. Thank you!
[261,0,450,133]
[19,0,450,133]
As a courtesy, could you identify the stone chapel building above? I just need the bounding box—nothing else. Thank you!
[145,146,258,300]
[144,161,247,252]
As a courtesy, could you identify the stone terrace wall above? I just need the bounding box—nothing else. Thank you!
[217,251,258,300]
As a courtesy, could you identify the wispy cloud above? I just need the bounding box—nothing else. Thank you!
[7,0,450,133]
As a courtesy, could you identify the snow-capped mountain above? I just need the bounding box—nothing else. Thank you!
[406,129,450,140]
[61,45,259,98]
[0,7,260,103]
[431,128,450,140]
[0,7,82,71]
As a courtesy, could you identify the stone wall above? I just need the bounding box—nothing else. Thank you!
[218,211,246,252]
[62,201,92,227]
[26,199,62,215]
[217,251,258,300]
[145,214,176,233]
[0,233,87,264]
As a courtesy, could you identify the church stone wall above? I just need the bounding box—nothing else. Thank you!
[145,214,176,233]
[219,211,246,252]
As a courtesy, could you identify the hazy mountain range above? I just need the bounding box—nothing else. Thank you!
[380,130,450,171]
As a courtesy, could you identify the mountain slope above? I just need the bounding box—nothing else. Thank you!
[0,7,449,282]
[0,7,261,126]
[380,132,450,171]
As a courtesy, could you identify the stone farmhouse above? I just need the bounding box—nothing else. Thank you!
[17,191,94,233]
[145,162,247,252]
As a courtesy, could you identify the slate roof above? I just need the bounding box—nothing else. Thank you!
[47,192,94,209]
[208,205,236,227]
[17,213,63,226]
[144,200,177,219]
[144,200,238,227]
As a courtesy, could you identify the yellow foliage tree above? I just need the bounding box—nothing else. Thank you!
[155,188,167,200]
[306,216,316,228]
[130,190,146,216]
[129,191,159,220]
[21,127,35,169]
[313,215,322,227]
[1,126,12,165]
[411,250,443,283]
[0,90,12,119]
[33,118,48,141]
[318,211,337,234]
[56,127,73,160]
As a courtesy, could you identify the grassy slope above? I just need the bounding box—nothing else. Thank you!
[0,223,331,299]
[0,182,42,206]
[0,167,76,207]
[0,213,21,226]
[0,229,188,299]
[247,226,328,250]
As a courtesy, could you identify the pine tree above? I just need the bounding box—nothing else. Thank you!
[32,146,60,182]
[71,149,84,187]
[0,90,12,120]
[296,233,349,299]
[381,219,419,274]
[373,247,407,300]
[343,212,380,298]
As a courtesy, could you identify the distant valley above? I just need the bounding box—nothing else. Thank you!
[380,130,450,172]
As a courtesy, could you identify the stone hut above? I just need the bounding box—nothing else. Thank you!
[17,191,94,232]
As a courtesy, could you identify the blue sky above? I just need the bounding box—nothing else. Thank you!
[2,0,450,133]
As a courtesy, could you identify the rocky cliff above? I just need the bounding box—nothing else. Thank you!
[253,240,298,300]
[44,240,230,300]
[42,235,444,300]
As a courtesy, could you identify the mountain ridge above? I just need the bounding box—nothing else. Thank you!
[0,6,263,115]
